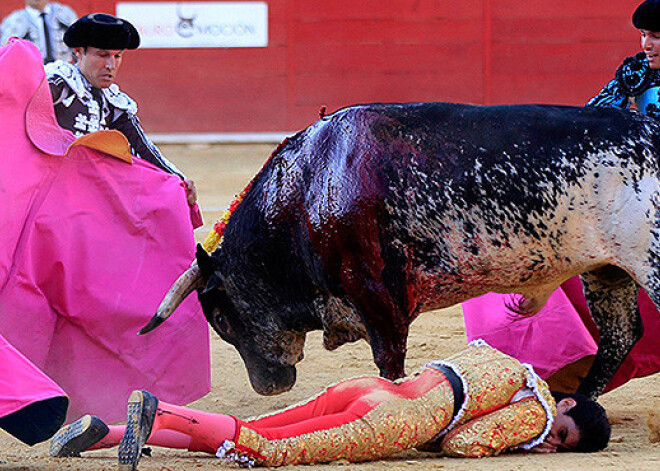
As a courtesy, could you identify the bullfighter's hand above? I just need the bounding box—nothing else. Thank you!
[184,179,198,206]
[528,441,557,453]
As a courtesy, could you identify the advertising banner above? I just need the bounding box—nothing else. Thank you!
[116,2,268,48]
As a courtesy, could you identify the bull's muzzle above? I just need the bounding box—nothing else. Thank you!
[247,362,297,396]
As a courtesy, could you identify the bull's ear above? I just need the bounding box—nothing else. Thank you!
[196,243,215,279]
[202,273,224,294]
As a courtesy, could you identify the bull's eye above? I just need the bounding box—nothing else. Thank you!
[208,312,235,346]
[214,313,233,336]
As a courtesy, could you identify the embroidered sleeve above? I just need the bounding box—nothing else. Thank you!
[48,76,67,106]
[586,78,631,109]
[586,53,650,109]
[111,111,185,178]
[440,398,548,458]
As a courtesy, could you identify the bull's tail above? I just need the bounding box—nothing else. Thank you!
[503,290,554,319]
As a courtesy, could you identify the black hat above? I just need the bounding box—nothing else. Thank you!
[633,0,660,32]
[64,13,140,50]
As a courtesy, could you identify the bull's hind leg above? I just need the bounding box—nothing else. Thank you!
[576,266,643,398]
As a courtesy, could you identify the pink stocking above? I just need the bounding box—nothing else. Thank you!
[87,425,124,450]
[150,401,237,454]
[85,426,193,451]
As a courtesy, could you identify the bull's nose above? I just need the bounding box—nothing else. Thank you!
[256,381,285,396]
[249,363,297,396]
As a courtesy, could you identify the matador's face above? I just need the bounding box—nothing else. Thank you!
[75,47,125,89]
[545,398,581,451]
[641,29,660,69]
[25,0,48,12]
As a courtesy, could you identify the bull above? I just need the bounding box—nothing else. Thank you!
[141,102,660,399]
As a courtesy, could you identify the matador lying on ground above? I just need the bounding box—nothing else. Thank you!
[51,342,611,469]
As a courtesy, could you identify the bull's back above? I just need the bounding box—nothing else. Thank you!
[311,102,655,207]
[312,103,659,303]
[248,102,659,304]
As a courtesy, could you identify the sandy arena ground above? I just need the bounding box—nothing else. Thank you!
[2,144,660,470]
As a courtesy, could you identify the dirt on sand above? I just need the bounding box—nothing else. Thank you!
[2,144,660,470]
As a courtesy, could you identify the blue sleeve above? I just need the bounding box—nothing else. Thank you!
[586,77,631,109]
[586,53,653,109]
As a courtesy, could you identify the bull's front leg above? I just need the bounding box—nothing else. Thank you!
[576,267,643,398]
[337,258,411,380]
[322,206,413,379]
[366,317,409,380]
[339,283,410,379]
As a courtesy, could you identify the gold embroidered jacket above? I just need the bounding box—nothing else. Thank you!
[432,340,556,457]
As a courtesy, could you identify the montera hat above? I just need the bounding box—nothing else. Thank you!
[633,0,660,32]
[64,13,140,50]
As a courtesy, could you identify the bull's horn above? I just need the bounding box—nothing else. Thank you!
[138,263,204,335]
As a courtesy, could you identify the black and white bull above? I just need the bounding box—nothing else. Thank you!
[141,102,660,399]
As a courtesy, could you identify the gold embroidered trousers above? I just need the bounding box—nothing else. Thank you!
[232,343,555,465]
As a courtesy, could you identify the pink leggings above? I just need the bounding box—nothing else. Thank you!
[241,367,448,438]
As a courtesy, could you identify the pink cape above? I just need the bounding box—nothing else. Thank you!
[463,276,660,393]
[0,333,66,419]
[0,39,210,423]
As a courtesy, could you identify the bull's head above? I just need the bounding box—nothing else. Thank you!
[140,244,302,396]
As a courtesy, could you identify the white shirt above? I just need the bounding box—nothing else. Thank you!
[24,5,50,58]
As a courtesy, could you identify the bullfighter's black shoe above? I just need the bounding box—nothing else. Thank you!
[118,390,158,470]
[49,414,109,457]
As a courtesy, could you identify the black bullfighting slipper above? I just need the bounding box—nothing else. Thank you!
[49,414,109,457]
[118,390,158,470]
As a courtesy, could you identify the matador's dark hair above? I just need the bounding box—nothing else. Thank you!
[550,391,611,452]
[633,0,660,32]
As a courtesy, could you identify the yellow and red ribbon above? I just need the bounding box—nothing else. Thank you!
[201,137,290,253]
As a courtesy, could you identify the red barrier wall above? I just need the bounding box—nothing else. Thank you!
[1,0,644,133]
